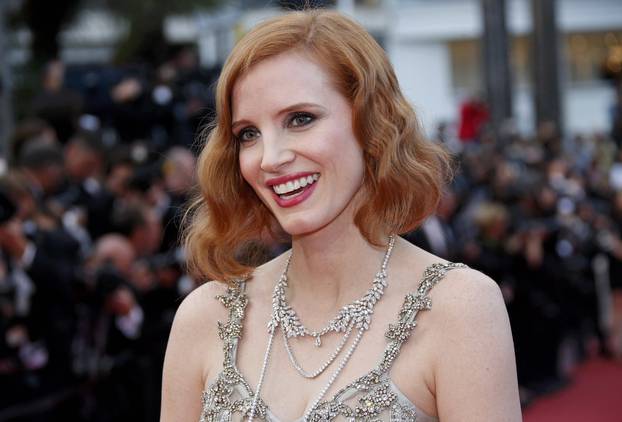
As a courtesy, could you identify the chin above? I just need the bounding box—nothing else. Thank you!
[280,222,318,237]
[277,215,326,238]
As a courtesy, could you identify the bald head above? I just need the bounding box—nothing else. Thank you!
[92,234,136,278]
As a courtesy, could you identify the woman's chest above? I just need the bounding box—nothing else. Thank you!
[202,305,439,421]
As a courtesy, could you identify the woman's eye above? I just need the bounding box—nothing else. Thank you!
[288,113,314,128]
[236,127,259,143]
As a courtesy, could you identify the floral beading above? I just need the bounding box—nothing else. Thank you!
[200,262,466,421]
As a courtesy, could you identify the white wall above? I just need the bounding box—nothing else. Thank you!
[387,0,622,135]
[389,40,456,134]
[564,83,616,135]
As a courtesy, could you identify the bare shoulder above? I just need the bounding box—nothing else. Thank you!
[425,265,510,354]
[429,266,505,321]
[394,239,502,311]
[393,239,505,319]
[173,280,232,335]
[161,280,233,421]
[165,280,232,381]
[424,266,522,421]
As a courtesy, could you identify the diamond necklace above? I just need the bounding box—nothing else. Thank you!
[248,235,396,421]
[270,234,395,346]
[273,235,395,379]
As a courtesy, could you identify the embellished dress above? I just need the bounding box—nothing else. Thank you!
[200,262,466,421]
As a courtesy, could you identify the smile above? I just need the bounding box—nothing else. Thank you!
[272,173,319,198]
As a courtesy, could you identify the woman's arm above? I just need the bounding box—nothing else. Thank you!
[161,283,223,422]
[432,268,522,421]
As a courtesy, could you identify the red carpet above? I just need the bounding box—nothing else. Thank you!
[523,358,622,422]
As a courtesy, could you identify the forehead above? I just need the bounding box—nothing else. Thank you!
[231,51,337,118]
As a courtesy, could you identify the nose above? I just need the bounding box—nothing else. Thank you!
[260,134,295,173]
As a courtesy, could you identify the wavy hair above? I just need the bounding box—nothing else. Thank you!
[184,9,452,282]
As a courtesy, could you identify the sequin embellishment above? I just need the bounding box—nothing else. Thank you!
[200,262,466,421]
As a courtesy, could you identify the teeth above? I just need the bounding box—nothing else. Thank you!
[272,173,319,195]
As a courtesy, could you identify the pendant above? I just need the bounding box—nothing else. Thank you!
[314,335,322,347]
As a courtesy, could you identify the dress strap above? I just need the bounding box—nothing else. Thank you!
[215,280,248,368]
[378,262,467,373]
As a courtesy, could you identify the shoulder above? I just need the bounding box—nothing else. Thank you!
[430,265,504,319]
[394,238,498,306]
[173,280,232,332]
[393,240,507,335]
[161,280,234,421]
[165,280,233,376]
[425,267,522,420]
[425,265,508,348]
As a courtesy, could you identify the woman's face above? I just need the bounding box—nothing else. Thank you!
[232,51,365,237]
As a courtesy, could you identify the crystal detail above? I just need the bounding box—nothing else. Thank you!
[199,261,467,422]
[269,236,396,381]
[269,237,395,341]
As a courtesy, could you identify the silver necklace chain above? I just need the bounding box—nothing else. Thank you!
[248,235,396,422]
[282,322,353,379]
[269,235,395,346]
[302,327,365,421]
[248,325,365,422]
[273,235,395,379]
[248,328,275,422]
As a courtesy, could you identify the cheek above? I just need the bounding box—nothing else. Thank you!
[318,132,364,180]
[238,148,260,189]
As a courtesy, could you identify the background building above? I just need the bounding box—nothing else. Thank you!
[166,0,622,136]
[6,0,622,138]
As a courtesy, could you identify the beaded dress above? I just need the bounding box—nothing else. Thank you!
[199,262,466,421]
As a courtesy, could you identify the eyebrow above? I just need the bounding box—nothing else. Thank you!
[231,102,325,131]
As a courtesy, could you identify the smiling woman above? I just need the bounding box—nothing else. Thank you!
[183,10,451,281]
[233,51,366,236]
[161,9,522,422]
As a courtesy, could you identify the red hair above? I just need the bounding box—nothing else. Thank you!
[184,10,451,282]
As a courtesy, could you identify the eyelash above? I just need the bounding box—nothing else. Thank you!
[234,112,316,143]
[288,112,315,128]
[235,127,259,143]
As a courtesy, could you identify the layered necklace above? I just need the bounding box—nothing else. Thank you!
[248,235,396,422]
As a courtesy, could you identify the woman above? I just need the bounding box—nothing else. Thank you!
[161,10,521,422]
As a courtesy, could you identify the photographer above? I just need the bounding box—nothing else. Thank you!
[0,173,80,416]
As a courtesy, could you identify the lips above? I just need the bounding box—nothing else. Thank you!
[266,172,320,208]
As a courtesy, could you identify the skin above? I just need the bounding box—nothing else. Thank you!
[64,142,102,182]
[233,52,365,239]
[91,234,136,279]
[161,51,521,421]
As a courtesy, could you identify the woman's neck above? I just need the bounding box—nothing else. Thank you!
[286,223,392,312]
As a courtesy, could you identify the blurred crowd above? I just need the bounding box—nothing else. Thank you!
[1,48,622,420]
[409,99,622,404]
[0,48,209,422]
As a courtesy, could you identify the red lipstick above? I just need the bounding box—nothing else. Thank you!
[266,172,319,208]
